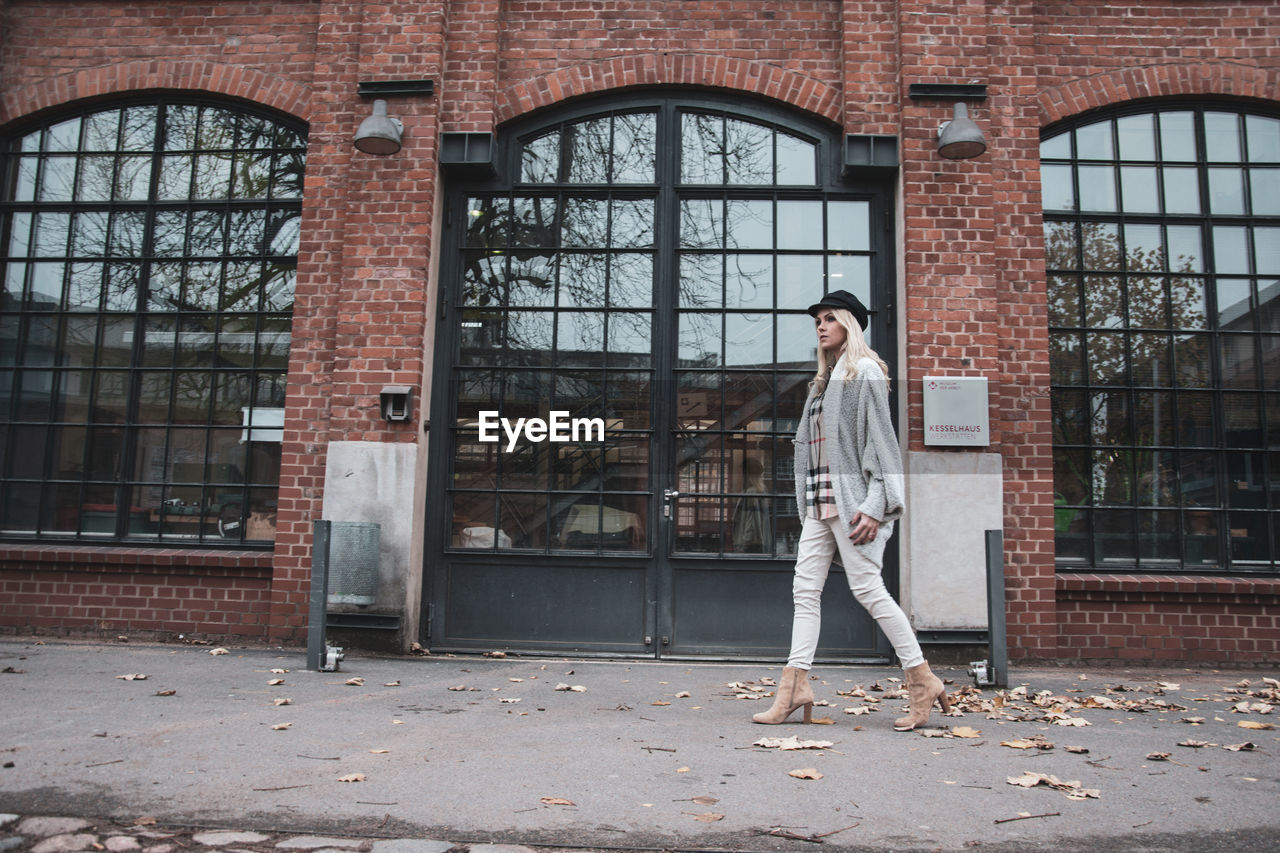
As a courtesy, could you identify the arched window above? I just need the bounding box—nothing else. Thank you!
[0,99,306,545]
[1042,104,1279,573]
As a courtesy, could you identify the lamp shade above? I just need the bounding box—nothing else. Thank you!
[937,102,987,159]
[354,99,403,155]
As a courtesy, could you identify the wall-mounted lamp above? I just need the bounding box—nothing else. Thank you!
[937,102,987,160]
[353,80,435,156]
[907,83,989,161]
[379,386,414,422]
[354,99,403,155]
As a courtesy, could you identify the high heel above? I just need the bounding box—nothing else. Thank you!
[893,661,948,731]
[752,666,815,724]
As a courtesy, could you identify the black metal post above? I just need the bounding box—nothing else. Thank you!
[985,529,1008,688]
[306,520,331,672]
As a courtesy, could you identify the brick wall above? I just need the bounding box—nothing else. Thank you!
[0,0,1277,662]
[0,547,273,641]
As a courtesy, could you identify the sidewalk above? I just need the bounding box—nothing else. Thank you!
[1,638,1277,852]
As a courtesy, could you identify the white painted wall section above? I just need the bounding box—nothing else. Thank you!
[322,441,418,609]
[902,451,1003,630]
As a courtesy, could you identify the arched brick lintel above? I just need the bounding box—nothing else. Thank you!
[496,54,843,126]
[0,60,312,130]
[1038,62,1280,127]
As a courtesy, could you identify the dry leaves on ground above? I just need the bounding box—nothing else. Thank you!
[1001,735,1054,751]
[753,736,834,751]
[554,683,587,693]
[540,797,574,806]
[788,768,824,780]
[1006,771,1099,800]
[336,773,366,782]
[209,648,228,656]
[116,673,147,681]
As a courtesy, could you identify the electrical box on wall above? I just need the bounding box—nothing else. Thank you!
[922,376,990,446]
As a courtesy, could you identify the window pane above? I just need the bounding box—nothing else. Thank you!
[1205,112,1243,162]
[827,201,870,252]
[1041,164,1074,211]
[726,254,772,310]
[1041,133,1070,160]
[724,119,772,185]
[1075,120,1113,160]
[1077,165,1117,211]
[1255,227,1280,274]
[776,201,822,250]
[681,113,721,184]
[611,199,653,249]
[776,131,816,185]
[1250,168,1280,215]
[725,200,772,250]
[1213,226,1250,274]
[612,113,656,183]
[565,118,611,184]
[609,253,652,309]
[1162,166,1200,214]
[1208,167,1246,214]
[1117,114,1156,160]
[1120,166,1158,213]
[1158,112,1196,161]
[1245,115,1280,163]
[521,130,559,183]
[725,313,772,367]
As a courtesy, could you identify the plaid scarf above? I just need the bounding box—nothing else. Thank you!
[804,382,840,520]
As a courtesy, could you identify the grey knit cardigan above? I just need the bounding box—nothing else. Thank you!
[792,355,906,568]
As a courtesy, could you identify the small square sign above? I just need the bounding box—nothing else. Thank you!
[922,375,990,446]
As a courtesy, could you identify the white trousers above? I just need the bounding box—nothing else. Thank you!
[786,514,924,671]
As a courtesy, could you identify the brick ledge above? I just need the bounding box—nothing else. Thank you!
[0,543,274,574]
[1057,573,1280,599]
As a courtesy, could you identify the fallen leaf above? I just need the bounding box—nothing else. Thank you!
[1238,720,1274,730]
[540,797,575,806]
[753,736,834,751]
[1222,742,1257,752]
[691,813,724,822]
[1146,752,1171,761]
[1178,739,1213,748]
[844,706,873,716]
[369,749,389,754]
[336,773,365,783]
[483,651,507,658]
[1006,771,1099,799]
[676,767,691,773]
[116,673,147,681]
[209,648,229,656]
[651,700,671,706]
[1001,736,1054,751]
[154,689,176,697]
[384,681,401,687]
[270,668,288,674]
[675,691,691,699]
[1052,717,1091,727]
[134,818,157,827]
[499,697,521,704]
[788,768,824,780]
[271,723,292,731]
[509,678,524,683]
[951,726,982,738]
[268,679,285,686]
[553,683,587,693]
[691,796,719,805]
[273,697,292,706]
[1064,745,1089,754]
[345,677,364,687]
[1181,717,1205,724]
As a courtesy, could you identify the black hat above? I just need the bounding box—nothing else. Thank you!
[806,289,869,330]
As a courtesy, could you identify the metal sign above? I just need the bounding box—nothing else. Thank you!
[922,375,990,446]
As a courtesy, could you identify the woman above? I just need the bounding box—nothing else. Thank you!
[752,290,950,731]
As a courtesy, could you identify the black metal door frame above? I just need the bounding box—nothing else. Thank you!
[422,94,898,660]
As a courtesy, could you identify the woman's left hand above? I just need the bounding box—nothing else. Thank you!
[848,511,880,545]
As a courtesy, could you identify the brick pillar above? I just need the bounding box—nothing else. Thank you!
[985,0,1057,659]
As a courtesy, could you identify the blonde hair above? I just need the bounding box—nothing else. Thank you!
[810,307,890,395]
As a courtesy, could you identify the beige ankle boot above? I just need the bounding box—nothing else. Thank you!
[752,666,815,724]
[893,661,951,731]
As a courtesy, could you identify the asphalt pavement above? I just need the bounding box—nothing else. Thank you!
[1,638,1278,852]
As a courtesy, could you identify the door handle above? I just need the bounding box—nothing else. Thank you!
[663,489,679,518]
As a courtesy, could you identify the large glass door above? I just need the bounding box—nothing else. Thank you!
[425,95,895,659]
